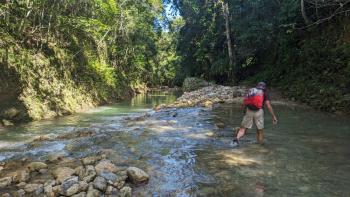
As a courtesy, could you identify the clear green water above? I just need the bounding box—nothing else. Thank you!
[0,92,349,197]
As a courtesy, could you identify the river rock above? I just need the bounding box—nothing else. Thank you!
[44,180,57,197]
[60,176,80,196]
[79,181,89,191]
[47,153,65,163]
[1,193,11,197]
[93,176,107,191]
[52,167,75,184]
[79,165,97,182]
[13,170,30,183]
[27,162,48,172]
[17,182,26,189]
[126,167,149,184]
[52,185,61,195]
[16,189,26,197]
[120,186,132,197]
[95,160,117,174]
[24,183,44,194]
[0,177,12,188]
[44,184,54,197]
[81,156,101,166]
[2,119,14,126]
[105,185,119,195]
[87,184,102,197]
[99,171,118,183]
[72,192,86,197]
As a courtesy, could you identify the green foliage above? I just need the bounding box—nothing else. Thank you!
[0,0,180,122]
[174,0,350,113]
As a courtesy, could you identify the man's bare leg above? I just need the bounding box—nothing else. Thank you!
[257,129,264,144]
[235,127,247,142]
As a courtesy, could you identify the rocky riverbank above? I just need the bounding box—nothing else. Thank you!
[156,85,247,110]
[0,154,149,197]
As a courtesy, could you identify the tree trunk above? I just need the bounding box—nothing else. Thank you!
[222,1,236,84]
[301,0,311,25]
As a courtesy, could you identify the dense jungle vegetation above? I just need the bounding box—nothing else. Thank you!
[173,0,350,113]
[0,0,349,124]
[0,0,182,123]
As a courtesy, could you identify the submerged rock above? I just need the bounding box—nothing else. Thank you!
[126,167,149,184]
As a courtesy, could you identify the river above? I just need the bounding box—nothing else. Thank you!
[0,91,349,196]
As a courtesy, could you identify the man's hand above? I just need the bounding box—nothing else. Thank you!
[266,101,277,125]
[272,116,278,124]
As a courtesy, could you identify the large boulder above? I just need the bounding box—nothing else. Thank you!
[52,167,75,184]
[126,167,149,184]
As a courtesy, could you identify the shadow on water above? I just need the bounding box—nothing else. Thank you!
[0,92,349,197]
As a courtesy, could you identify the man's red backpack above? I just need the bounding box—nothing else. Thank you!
[243,88,264,110]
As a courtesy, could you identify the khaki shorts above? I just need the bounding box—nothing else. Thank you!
[241,109,264,130]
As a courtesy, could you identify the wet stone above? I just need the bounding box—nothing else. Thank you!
[126,167,149,184]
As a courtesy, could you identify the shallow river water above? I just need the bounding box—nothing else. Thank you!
[0,92,349,196]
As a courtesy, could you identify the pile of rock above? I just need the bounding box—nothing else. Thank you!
[182,77,212,92]
[156,85,247,110]
[0,156,149,197]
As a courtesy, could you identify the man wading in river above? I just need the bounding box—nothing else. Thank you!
[233,82,278,145]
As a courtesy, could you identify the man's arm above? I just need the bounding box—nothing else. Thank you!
[265,100,278,124]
